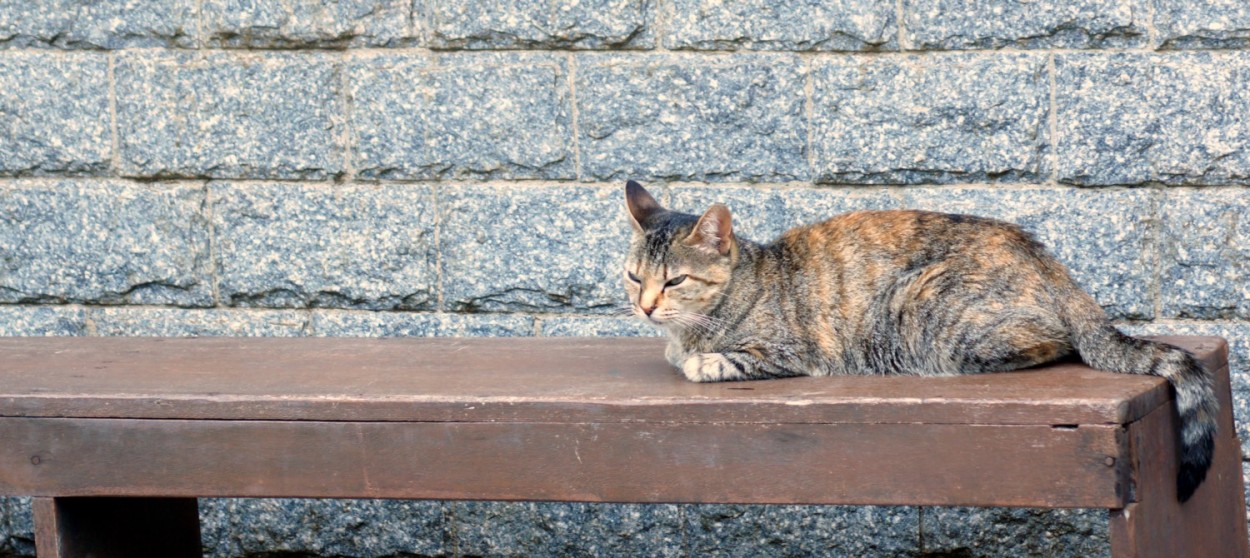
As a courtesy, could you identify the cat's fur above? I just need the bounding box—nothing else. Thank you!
[622,180,1217,503]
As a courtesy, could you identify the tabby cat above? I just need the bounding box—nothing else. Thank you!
[621,180,1217,502]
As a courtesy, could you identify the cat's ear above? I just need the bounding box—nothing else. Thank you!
[625,180,662,232]
[685,204,734,256]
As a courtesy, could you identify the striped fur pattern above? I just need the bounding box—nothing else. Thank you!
[622,180,1218,502]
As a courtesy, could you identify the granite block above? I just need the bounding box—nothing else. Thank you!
[669,185,900,243]
[664,0,895,51]
[0,180,213,306]
[311,311,535,337]
[0,497,33,558]
[0,0,196,49]
[1056,52,1250,186]
[203,0,414,47]
[920,507,1108,558]
[1158,189,1250,319]
[0,305,88,336]
[439,184,626,313]
[350,53,574,180]
[427,0,654,49]
[116,52,343,180]
[811,53,1049,184]
[683,504,919,557]
[454,501,683,558]
[902,187,1156,320]
[212,182,436,310]
[93,307,309,336]
[1155,0,1250,49]
[904,0,1146,49]
[539,315,662,337]
[200,498,452,558]
[577,54,808,182]
[0,53,110,176]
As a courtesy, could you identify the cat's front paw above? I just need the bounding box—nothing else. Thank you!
[682,353,739,382]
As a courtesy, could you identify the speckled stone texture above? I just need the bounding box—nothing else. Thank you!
[0,0,196,49]
[1155,0,1250,49]
[0,180,213,306]
[1,0,1250,552]
[539,315,661,337]
[439,184,627,314]
[200,498,452,558]
[920,507,1108,557]
[0,497,33,558]
[1159,189,1250,320]
[93,308,309,336]
[683,504,920,556]
[902,187,1155,320]
[1056,52,1250,186]
[311,311,535,337]
[577,54,807,182]
[115,52,343,180]
[203,0,414,47]
[669,185,899,242]
[904,0,1146,49]
[0,53,110,176]
[350,53,574,180]
[0,305,87,336]
[212,182,436,310]
[811,54,1050,184]
[664,0,895,51]
[455,502,683,557]
[426,0,654,49]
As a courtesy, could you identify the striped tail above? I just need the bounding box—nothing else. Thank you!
[1061,290,1219,502]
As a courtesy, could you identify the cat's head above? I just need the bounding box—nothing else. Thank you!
[623,180,737,329]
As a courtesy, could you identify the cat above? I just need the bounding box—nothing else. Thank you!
[621,180,1217,503]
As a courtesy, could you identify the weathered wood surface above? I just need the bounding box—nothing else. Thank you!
[0,335,1228,509]
[1109,362,1250,558]
[0,335,1245,557]
[0,336,1220,425]
[0,417,1128,507]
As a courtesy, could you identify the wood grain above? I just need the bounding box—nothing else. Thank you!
[1,417,1127,507]
[0,336,1218,426]
[1,335,1244,555]
[1109,363,1250,557]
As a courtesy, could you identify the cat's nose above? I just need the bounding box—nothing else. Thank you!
[640,304,656,316]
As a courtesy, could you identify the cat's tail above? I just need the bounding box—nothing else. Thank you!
[1060,288,1218,503]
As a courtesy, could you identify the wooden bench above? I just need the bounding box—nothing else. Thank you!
[0,336,1247,557]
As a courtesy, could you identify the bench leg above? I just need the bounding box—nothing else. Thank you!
[1108,397,1250,557]
[33,497,201,558]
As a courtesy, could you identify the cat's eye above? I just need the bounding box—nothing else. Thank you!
[626,271,641,283]
[665,275,687,288]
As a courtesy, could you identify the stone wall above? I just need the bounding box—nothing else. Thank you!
[2,1,1249,557]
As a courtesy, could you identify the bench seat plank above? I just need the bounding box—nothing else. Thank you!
[0,336,1220,426]
[0,335,1246,558]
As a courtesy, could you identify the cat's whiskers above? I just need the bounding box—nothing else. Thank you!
[663,312,694,329]
[648,309,686,329]
[669,310,726,337]
[610,304,637,317]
